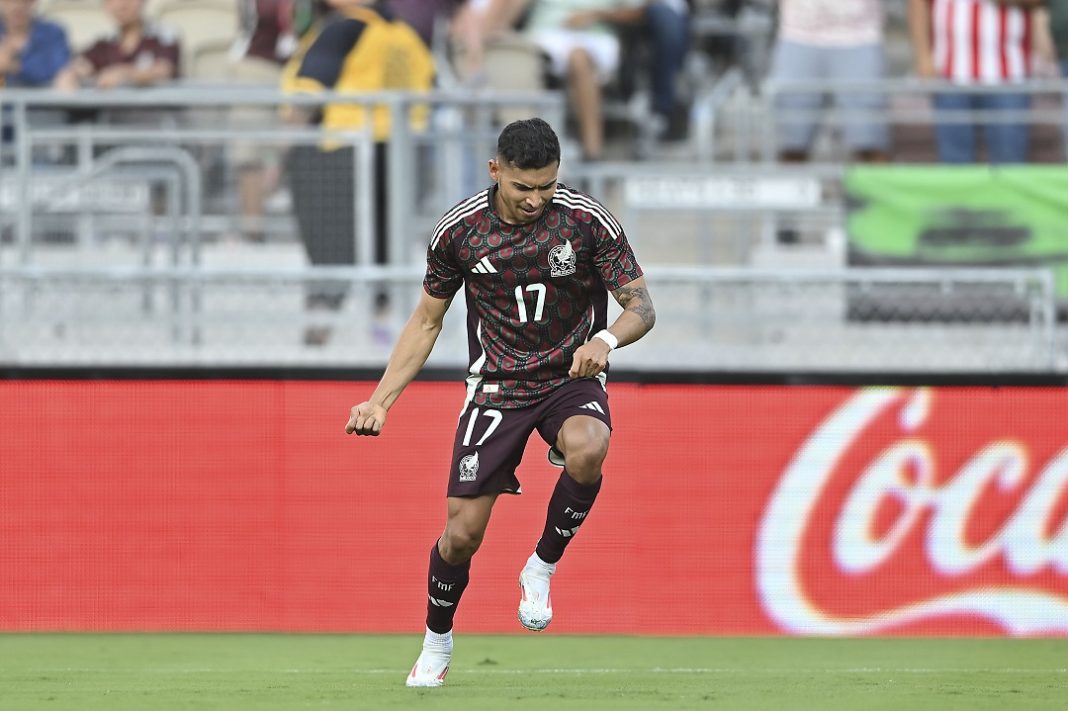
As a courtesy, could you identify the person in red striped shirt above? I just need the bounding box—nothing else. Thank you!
[908,0,1045,163]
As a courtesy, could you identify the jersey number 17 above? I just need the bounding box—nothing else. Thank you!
[514,283,546,323]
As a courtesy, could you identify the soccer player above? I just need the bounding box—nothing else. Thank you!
[344,117,655,688]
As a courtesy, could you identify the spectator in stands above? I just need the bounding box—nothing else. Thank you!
[228,0,297,242]
[608,0,692,142]
[446,0,493,80]
[642,0,690,141]
[282,0,434,346]
[56,0,179,89]
[0,0,71,154]
[475,0,686,160]
[768,0,889,163]
[390,0,465,49]
[908,0,1044,164]
[0,0,71,88]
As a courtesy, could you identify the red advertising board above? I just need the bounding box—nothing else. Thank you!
[1,380,1066,635]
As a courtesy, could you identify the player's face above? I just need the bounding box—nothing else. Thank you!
[489,158,559,226]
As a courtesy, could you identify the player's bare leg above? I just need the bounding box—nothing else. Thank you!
[520,415,609,631]
[408,494,497,687]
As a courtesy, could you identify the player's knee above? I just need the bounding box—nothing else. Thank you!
[561,439,609,484]
[440,525,484,562]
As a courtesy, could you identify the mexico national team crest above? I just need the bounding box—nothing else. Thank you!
[549,239,577,278]
[458,452,480,482]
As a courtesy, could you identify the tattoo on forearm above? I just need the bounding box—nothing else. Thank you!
[615,285,656,330]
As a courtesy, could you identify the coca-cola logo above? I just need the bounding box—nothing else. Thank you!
[757,388,1068,635]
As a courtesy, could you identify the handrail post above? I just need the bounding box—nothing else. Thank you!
[15,100,32,266]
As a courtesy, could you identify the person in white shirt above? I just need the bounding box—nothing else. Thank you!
[769,0,889,162]
[472,0,683,160]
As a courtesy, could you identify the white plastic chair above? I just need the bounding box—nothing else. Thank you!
[39,0,114,54]
[150,0,239,77]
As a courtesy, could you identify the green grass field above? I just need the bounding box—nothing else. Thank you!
[1,634,1064,710]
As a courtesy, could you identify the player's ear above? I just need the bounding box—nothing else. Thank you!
[488,158,500,182]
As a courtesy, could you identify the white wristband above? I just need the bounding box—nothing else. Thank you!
[592,329,618,351]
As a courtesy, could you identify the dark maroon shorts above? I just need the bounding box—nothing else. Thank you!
[446,378,612,497]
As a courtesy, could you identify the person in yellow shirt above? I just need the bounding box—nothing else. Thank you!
[282,0,434,346]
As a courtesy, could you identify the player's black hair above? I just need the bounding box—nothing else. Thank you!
[496,118,561,170]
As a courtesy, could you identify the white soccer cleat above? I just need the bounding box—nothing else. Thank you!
[518,554,556,632]
[406,629,452,687]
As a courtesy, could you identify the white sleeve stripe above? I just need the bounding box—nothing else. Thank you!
[555,186,623,236]
[553,192,621,240]
[433,190,488,235]
[559,185,622,232]
[430,192,489,249]
[434,190,488,235]
[432,192,487,241]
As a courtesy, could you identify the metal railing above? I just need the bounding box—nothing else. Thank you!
[704,77,1068,163]
[1,86,566,268]
[1,86,1065,372]
[0,263,1057,372]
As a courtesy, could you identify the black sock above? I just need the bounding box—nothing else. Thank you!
[534,471,602,565]
[425,542,470,634]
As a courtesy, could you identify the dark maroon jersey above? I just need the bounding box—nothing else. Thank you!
[82,23,181,77]
[424,183,644,409]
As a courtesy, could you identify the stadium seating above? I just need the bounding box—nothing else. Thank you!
[149,0,239,78]
[449,35,545,125]
[187,38,236,84]
[39,0,113,54]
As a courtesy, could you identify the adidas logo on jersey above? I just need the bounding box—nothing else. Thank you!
[580,401,605,414]
[472,256,497,274]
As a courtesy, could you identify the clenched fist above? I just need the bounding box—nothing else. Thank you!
[345,401,387,436]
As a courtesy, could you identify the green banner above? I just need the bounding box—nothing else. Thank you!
[845,166,1068,297]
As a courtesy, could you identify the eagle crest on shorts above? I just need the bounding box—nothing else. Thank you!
[458,452,479,482]
[549,239,576,278]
